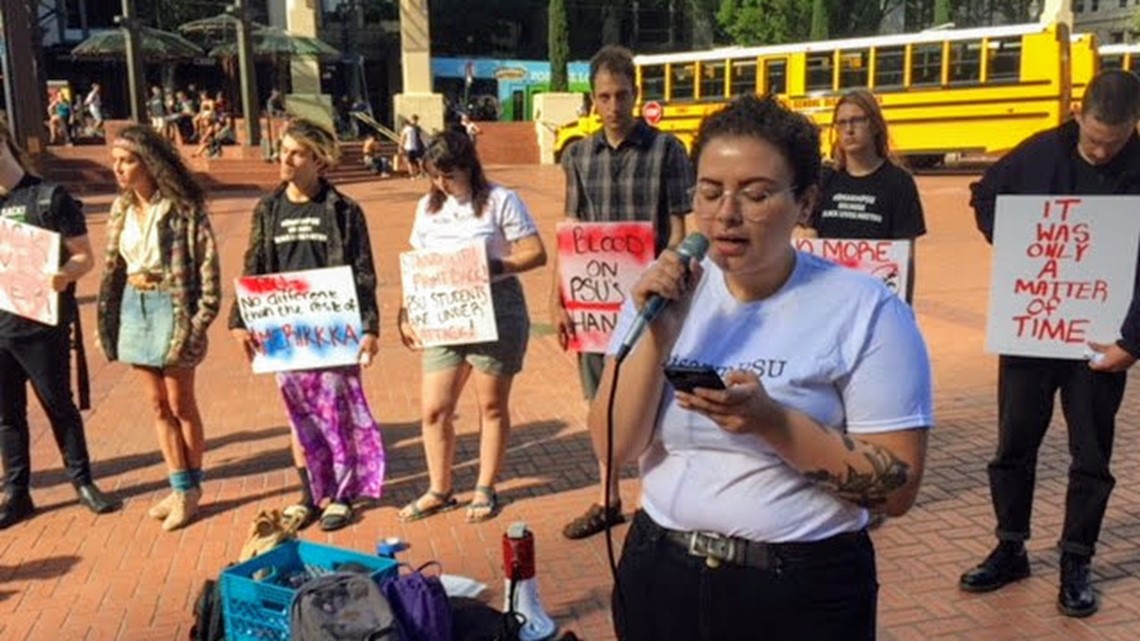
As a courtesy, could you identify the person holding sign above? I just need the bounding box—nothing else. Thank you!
[960,70,1140,617]
[592,95,931,640]
[553,45,695,540]
[96,125,220,532]
[229,119,383,533]
[805,89,925,302]
[0,120,121,530]
[396,130,546,524]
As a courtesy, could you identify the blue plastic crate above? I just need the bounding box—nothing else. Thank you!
[221,540,398,641]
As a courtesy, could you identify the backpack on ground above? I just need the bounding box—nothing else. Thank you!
[382,562,453,641]
[189,579,225,641]
[291,572,404,641]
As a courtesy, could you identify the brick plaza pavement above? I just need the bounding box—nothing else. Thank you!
[2,165,1140,641]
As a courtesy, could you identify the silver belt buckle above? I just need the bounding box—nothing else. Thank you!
[688,531,736,569]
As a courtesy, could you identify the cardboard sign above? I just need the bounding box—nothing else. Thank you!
[0,218,60,326]
[557,221,655,353]
[400,243,498,347]
[793,237,911,300]
[986,195,1140,359]
[234,266,364,374]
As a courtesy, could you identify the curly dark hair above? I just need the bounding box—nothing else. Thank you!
[114,124,205,212]
[423,129,492,217]
[690,94,821,200]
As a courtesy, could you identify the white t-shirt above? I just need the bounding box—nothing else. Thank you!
[409,185,539,282]
[609,252,933,542]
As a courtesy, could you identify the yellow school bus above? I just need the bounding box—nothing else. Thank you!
[554,22,1075,167]
[1098,43,1140,72]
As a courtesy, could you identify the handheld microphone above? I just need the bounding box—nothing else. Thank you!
[614,233,709,362]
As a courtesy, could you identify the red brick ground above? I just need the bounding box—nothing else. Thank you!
[1,167,1139,641]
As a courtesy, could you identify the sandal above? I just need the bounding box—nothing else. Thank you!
[319,502,354,532]
[466,486,500,523]
[562,502,625,540]
[397,490,458,523]
[282,503,316,531]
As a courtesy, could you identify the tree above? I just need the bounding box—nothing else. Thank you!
[137,0,223,32]
[716,0,812,45]
[933,0,952,25]
[549,0,570,92]
[810,0,828,39]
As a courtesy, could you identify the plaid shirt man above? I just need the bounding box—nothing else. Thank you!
[561,120,694,253]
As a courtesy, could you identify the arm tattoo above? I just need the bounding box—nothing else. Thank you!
[803,441,910,508]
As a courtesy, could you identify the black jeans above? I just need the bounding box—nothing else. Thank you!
[989,355,1127,557]
[0,330,93,493]
[613,511,877,641]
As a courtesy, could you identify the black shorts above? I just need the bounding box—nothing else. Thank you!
[406,149,424,162]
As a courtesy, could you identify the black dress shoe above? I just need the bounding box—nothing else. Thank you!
[0,492,35,529]
[959,542,1031,593]
[75,483,122,515]
[1058,555,1098,617]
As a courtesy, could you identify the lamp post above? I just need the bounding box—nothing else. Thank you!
[228,0,261,148]
[118,0,146,123]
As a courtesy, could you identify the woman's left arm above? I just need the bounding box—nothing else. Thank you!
[495,234,546,276]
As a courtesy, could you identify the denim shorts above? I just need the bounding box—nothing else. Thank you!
[117,284,174,368]
[422,277,529,377]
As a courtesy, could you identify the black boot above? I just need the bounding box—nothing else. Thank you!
[1058,554,1098,617]
[0,491,35,529]
[75,483,122,515]
[959,541,1031,592]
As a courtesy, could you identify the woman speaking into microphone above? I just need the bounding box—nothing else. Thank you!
[589,94,933,641]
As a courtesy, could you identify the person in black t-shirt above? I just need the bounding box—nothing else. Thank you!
[0,119,121,529]
[804,89,925,302]
[961,70,1140,619]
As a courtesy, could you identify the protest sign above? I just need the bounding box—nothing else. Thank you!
[234,266,363,373]
[0,218,60,326]
[793,237,911,299]
[986,195,1140,359]
[557,221,655,353]
[400,243,498,347]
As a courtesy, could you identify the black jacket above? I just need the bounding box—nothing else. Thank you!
[970,119,1140,356]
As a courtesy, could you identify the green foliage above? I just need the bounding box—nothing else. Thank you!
[810,0,828,40]
[138,0,225,32]
[933,0,952,25]
[716,0,812,45]
[549,0,570,91]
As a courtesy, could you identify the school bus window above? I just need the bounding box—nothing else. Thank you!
[730,60,758,96]
[874,46,905,88]
[986,38,1021,82]
[670,62,696,101]
[641,65,666,101]
[806,53,833,92]
[839,50,869,88]
[701,61,726,99]
[910,43,943,86]
[1101,53,1125,70]
[764,59,787,95]
[949,40,982,84]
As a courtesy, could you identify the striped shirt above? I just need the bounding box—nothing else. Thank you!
[562,120,694,253]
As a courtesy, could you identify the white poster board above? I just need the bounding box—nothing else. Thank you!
[400,243,498,347]
[0,218,61,326]
[986,195,1140,359]
[793,238,911,300]
[234,266,364,374]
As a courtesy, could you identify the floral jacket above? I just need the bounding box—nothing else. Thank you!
[97,195,221,368]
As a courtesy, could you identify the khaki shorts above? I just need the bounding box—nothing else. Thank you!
[422,277,529,376]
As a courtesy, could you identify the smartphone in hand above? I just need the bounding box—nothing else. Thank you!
[663,364,726,393]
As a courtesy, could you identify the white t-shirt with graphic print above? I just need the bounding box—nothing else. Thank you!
[409,185,539,282]
[609,251,933,543]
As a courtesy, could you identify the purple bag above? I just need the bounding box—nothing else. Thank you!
[381,562,453,641]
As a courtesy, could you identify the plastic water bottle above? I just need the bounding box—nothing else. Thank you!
[376,536,408,559]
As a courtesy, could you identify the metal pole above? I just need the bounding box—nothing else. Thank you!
[231,0,261,147]
[119,0,146,123]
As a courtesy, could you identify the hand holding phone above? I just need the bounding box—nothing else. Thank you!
[663,364,726,393]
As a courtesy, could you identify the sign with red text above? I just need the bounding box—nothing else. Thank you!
[986,195,1140,359]
[793,238,911,300]
[400,243,497,347]
[0,218,60,326]
[557,221,655,353]
[234,266,363,374]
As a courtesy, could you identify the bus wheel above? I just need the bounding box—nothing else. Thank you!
[906,154,944,170]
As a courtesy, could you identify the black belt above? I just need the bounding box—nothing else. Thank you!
[640,511,865,570]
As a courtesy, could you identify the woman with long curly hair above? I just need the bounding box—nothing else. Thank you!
[97,125,221,531]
